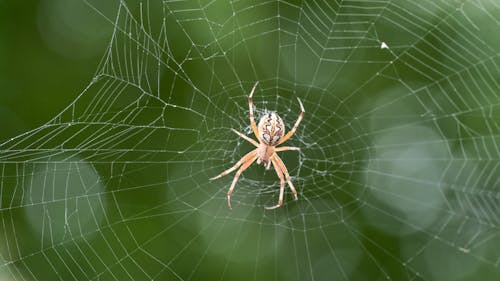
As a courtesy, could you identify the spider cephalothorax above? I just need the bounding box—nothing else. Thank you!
[210,82,305,209]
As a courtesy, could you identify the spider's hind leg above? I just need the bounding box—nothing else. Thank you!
[210,150,257,180]
[274,154,298,200]
[265,157,285,210]
[227,154,258,209]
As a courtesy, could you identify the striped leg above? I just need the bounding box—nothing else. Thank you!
[210,150,257,180]
[273,154,298,200]
[227,154,258,209]
[231,129,259,147]
[265,156,285,210]
[275,146,300,152]
[277,97,305,145]
[248,81,260,139]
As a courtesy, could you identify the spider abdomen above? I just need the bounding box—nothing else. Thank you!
[258,112,285,146]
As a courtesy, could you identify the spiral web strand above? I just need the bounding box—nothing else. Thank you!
[1,0,500,280]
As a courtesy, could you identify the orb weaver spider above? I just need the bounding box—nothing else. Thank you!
[210,82,305,209]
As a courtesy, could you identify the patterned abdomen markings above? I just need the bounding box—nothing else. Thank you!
[258,112,285,146]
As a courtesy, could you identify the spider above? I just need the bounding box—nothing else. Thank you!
[210,82,305,210]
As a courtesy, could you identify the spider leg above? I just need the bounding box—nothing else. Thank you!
[273,154,298,200]
[231,129,259,147]
[248,81,260,140]
[265,159,272,170]
[277,97,305,145]
[265,157,285,210]
[210,150,257,180]
[227,154,258,209]
[275,146,300,152]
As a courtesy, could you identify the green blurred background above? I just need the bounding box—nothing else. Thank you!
[0,0,112,140]
[1,0,500,280]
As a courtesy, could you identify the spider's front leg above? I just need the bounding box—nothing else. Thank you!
[277,97,305,145]
[231,129,258,147]
[248,81,260,139]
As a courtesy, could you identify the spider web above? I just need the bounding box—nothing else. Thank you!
[1,0,500,280]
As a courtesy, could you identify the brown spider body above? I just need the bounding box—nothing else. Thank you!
[256,142,275,169]
[256,112,284,169]
[210,82,305,210]
[258,112,285,146]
